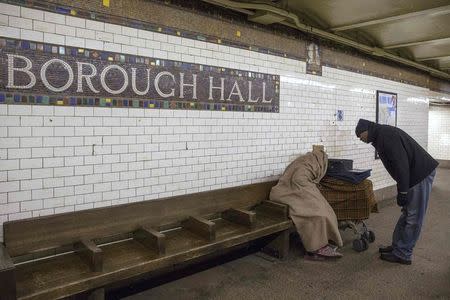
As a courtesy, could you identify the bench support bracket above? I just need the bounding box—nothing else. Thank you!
[74,239,103,272]
[261,229,290,260]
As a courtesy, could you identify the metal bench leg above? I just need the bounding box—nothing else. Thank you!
[261,229,290,260]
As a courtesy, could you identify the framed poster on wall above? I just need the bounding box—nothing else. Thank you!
[306,42,322,76]
[376,90,398,127]
[375,90,397,158]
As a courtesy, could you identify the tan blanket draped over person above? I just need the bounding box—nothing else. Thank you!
[269,148,343,252]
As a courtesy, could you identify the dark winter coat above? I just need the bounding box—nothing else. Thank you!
[365,121,438,193]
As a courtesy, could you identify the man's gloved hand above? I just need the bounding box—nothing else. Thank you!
[397,193,408,207]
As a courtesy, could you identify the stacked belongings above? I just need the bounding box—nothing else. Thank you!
[325,159,372,185]
[318,159,378,252]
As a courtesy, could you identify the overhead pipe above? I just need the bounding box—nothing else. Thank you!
[201,0,450,80]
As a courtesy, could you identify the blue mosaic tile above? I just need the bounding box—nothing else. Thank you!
[56,7,71,14]
[100,52,109,60]
[44,44,52,52]
[0,93,5,103]
[21,41,30,49]
[6,39,15,48]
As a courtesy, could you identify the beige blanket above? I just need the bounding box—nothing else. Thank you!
[270,149,343,251]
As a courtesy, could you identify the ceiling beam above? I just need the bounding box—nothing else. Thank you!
[201,0,450,79]
[331,5,450,31]
[384,37,450,49]
[417,55,450,61]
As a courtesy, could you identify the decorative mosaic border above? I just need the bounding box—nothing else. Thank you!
[0,92,277,112]
[0,38,280,112]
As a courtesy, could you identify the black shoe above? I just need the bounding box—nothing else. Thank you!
[380,252,411,265]
[379,245,393,253]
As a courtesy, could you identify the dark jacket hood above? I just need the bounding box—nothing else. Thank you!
[366,120,379,144]
[355,119,379,144]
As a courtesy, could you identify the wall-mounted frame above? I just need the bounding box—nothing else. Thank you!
[306,42,322,76]
[375,90,398,159]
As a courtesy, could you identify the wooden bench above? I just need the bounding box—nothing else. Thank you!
[0,181,293,300]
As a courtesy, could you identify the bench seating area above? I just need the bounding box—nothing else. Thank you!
[0,180,293,300]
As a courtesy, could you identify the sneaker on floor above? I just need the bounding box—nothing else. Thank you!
[316,245,343,258]
[379,245,393,253]
[329,244,339,251]
[380,252,411,265]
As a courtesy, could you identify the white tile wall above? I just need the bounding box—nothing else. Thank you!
[0,3,447,242]
[428,105,450,160]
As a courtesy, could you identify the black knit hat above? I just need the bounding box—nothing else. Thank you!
[355,119,371,137]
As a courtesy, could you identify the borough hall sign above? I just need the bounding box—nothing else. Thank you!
[0,39,280,112]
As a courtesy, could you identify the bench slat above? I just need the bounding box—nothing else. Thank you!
[182,216,216,242]
[222,208,256,229]
[258,200,289,218]
[133,226,166,255]
[74,239,103,272]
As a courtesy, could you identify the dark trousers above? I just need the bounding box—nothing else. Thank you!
[392,169,436,261]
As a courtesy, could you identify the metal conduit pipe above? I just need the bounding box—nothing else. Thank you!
[202,0,450,80]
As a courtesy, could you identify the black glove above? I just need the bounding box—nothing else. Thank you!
[397,193,408,207]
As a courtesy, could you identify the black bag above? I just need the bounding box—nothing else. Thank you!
[327,159,353,172]
[326,158,371,184]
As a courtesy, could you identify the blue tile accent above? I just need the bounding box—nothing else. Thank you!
[56,7,71,14]
[21,41,30,49]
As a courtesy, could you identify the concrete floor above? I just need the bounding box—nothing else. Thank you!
[123,168,450,300]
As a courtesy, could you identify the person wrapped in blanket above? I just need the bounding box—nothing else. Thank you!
[270,147,344,260]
